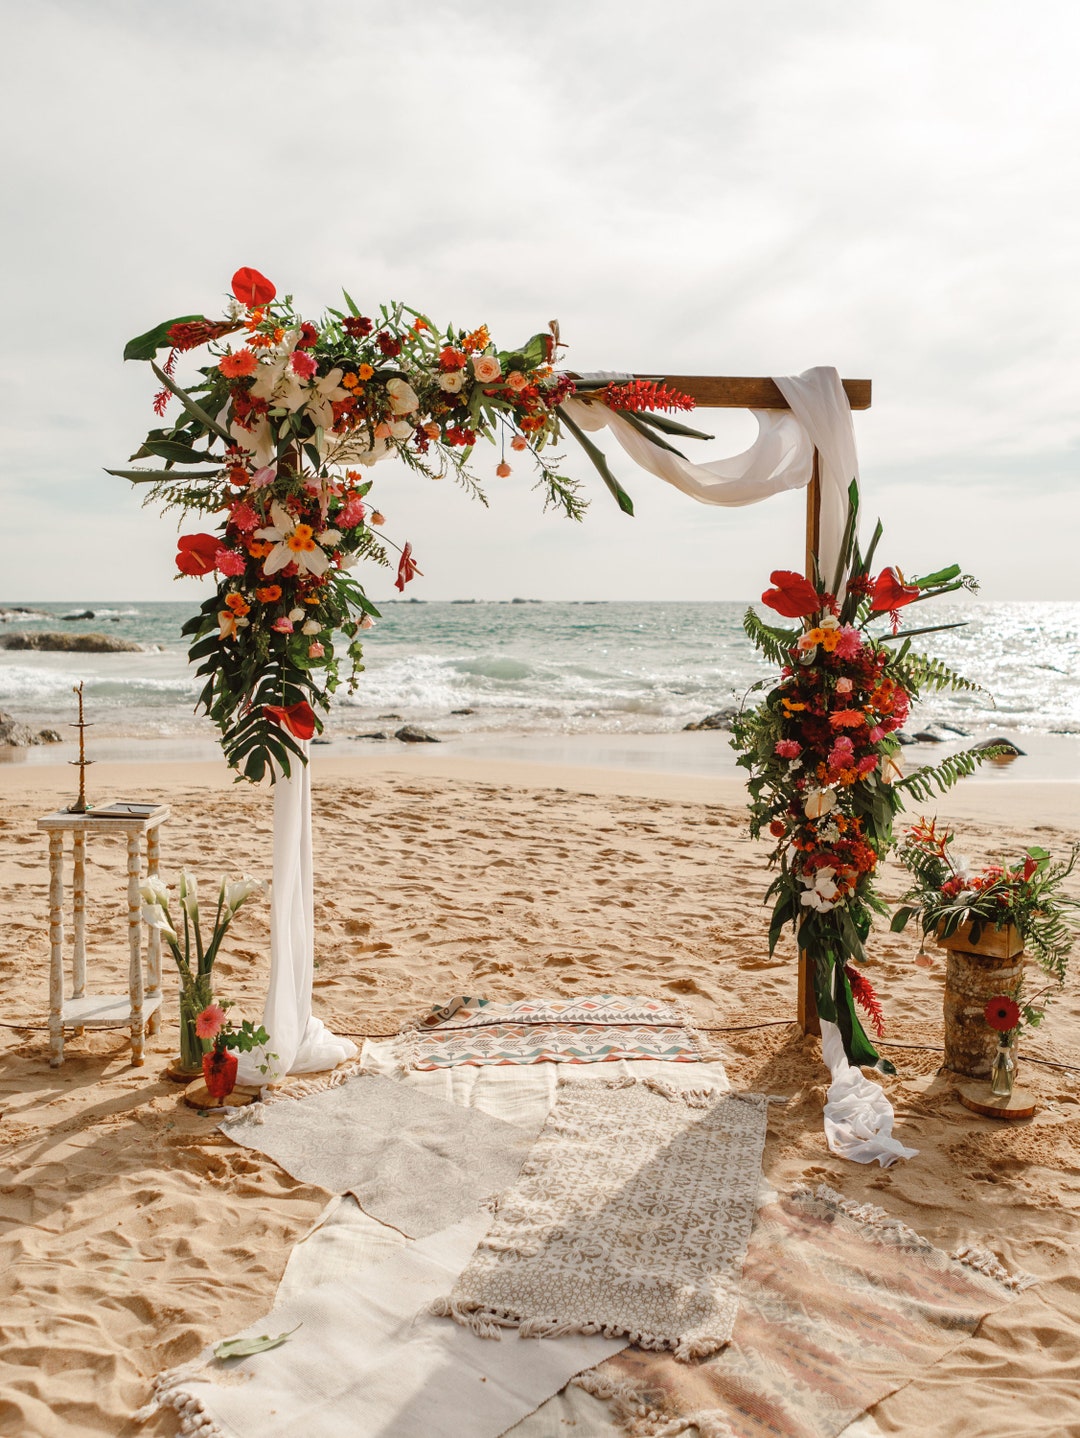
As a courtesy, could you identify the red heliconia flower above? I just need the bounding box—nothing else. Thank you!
[984,995,1021,1033]
[231,267,277,307]
[761,571,822,619]
[175,533,221,577]
[601,379,696,413]
[167,318,243,352]
[844,964,886,1039]
[869,567,920,612]
[394,541,423,593]
[264,701,317,741]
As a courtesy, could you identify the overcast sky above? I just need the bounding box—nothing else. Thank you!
[2,0,1077,602]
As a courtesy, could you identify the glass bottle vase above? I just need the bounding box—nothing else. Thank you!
[989,1035,1016,1098]
[177,975,214,1076]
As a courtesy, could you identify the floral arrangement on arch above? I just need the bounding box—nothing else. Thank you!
[731,484,1004,1068]
[892,818,1079,1030]
[111,267,706,781]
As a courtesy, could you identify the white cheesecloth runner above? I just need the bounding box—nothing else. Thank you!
[237,743,355,1083]
[570,366,911,1168]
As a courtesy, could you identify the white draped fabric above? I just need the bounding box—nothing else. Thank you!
[237,744,356,1084]
[572,365,909,1167]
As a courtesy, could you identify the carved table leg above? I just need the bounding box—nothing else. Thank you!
[48,833,65,1068]
[72,829,87,1035]
[145,826,161,1036]
[127,833,145,1065]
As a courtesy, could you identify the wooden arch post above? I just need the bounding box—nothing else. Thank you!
[626,374,873,1036]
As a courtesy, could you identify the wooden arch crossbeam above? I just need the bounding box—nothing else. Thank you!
[636,374,874,1037]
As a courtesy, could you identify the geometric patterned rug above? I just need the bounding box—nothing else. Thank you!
[394,994,710,1070]
[573,1184,1036,1438]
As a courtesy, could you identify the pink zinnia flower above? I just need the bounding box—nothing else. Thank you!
[229,501,260,533]
[214,548,247,577]
[195,1003,226,1039]
[828,737,855,768]
[833,626,863,660]
[774,740,802,759]
[271,617,294,633]
[857,755,879,776]
[290,350,318,380]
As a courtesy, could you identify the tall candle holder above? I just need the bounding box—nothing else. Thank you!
[67,682,94,814]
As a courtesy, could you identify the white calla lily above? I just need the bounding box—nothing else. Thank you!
[140,904,178,942]
[179,870,199,919]
[224,876,266,915]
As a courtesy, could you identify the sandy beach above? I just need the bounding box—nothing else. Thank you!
[1,751,1078,1437]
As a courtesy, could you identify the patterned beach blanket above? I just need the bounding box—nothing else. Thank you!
[396,993,709,1070]
[433,1076,771,1360]
[570,1184,1037,1438]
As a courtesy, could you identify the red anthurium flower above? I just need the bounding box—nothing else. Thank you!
[394,541,423,593]
[264,701,317,741]
[761,570,821,619]
[231,267,277,308]
[984,995,1021,1033]
[175,533,220,577]
[869,567,920,612]
[1022,856,1039,882]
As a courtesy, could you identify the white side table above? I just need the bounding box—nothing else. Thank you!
[37,803,171,1067]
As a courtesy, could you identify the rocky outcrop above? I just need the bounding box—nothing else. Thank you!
[683,706,739,731]
[0,631,144,653]
[395,725,440,743]
[0,712,64,747]
[0,607,50,622]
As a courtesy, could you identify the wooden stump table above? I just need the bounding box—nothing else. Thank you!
[37,802,170,1067]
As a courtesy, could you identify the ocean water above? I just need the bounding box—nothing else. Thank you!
[0,598,1077,746]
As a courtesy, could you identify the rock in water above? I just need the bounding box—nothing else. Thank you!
[0,631,143,653]
[395,725,440,744]
[683,707,739,731]
[61,609,95,620]
[974,736,1026,760]
[0,712,62,747]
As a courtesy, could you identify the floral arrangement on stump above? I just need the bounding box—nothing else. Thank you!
[139,871,266,1075]
[731,483,1003,1069]
[195,1003,272,1101]
[892,818,1079,1030]
[111,267,707,780]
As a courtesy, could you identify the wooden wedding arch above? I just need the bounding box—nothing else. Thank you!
[612,374,874,1037]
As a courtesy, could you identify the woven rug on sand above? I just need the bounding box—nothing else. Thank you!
[395,993,710,1070]
[571,1184,1037,1438]
[433,1076,771,1360]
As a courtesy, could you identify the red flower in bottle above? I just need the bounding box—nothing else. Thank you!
[264,701,317,741]
[984,996,1021,1033]
[231,267,276,307]
[761,571,822,619]
[175,533,221,577]
[868,567,920,612]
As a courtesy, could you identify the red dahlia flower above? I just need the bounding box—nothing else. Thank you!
[761,571,822,619]
[869,567,920,612]
[175,533,221,577]
[264,701,317,741]
[231,267,277,307]
[984,995,1020,1033]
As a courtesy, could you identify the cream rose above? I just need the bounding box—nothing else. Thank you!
[438,371,464,394]
[471,355,501,383]
[386,377,419,415]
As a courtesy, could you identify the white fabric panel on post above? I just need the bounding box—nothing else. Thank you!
[238,744,356,1084]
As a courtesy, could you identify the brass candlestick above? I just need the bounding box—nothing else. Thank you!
[67,682,94,814]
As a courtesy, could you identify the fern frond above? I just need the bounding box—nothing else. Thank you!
[743,608,798,668]
[890,651,987,700]
[895,744,1010,802]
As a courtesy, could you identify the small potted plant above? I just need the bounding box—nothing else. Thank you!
[195,1003,273,1101]
[892,819,1078,1075]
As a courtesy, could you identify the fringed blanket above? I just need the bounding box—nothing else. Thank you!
[433,1076,771,1360]
[571,1184,1037,1438]
[393,993,711,1070]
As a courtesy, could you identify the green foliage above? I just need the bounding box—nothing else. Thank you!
[887,650,986,699]
[741,608,798,668]
[894,745,1008,803]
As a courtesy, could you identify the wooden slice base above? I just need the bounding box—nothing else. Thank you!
[957,1082,1037,1121]
[182,1080,260,1112]
[166,1058,204,1083]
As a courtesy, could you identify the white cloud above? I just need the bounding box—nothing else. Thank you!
[1,0,1077,600]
